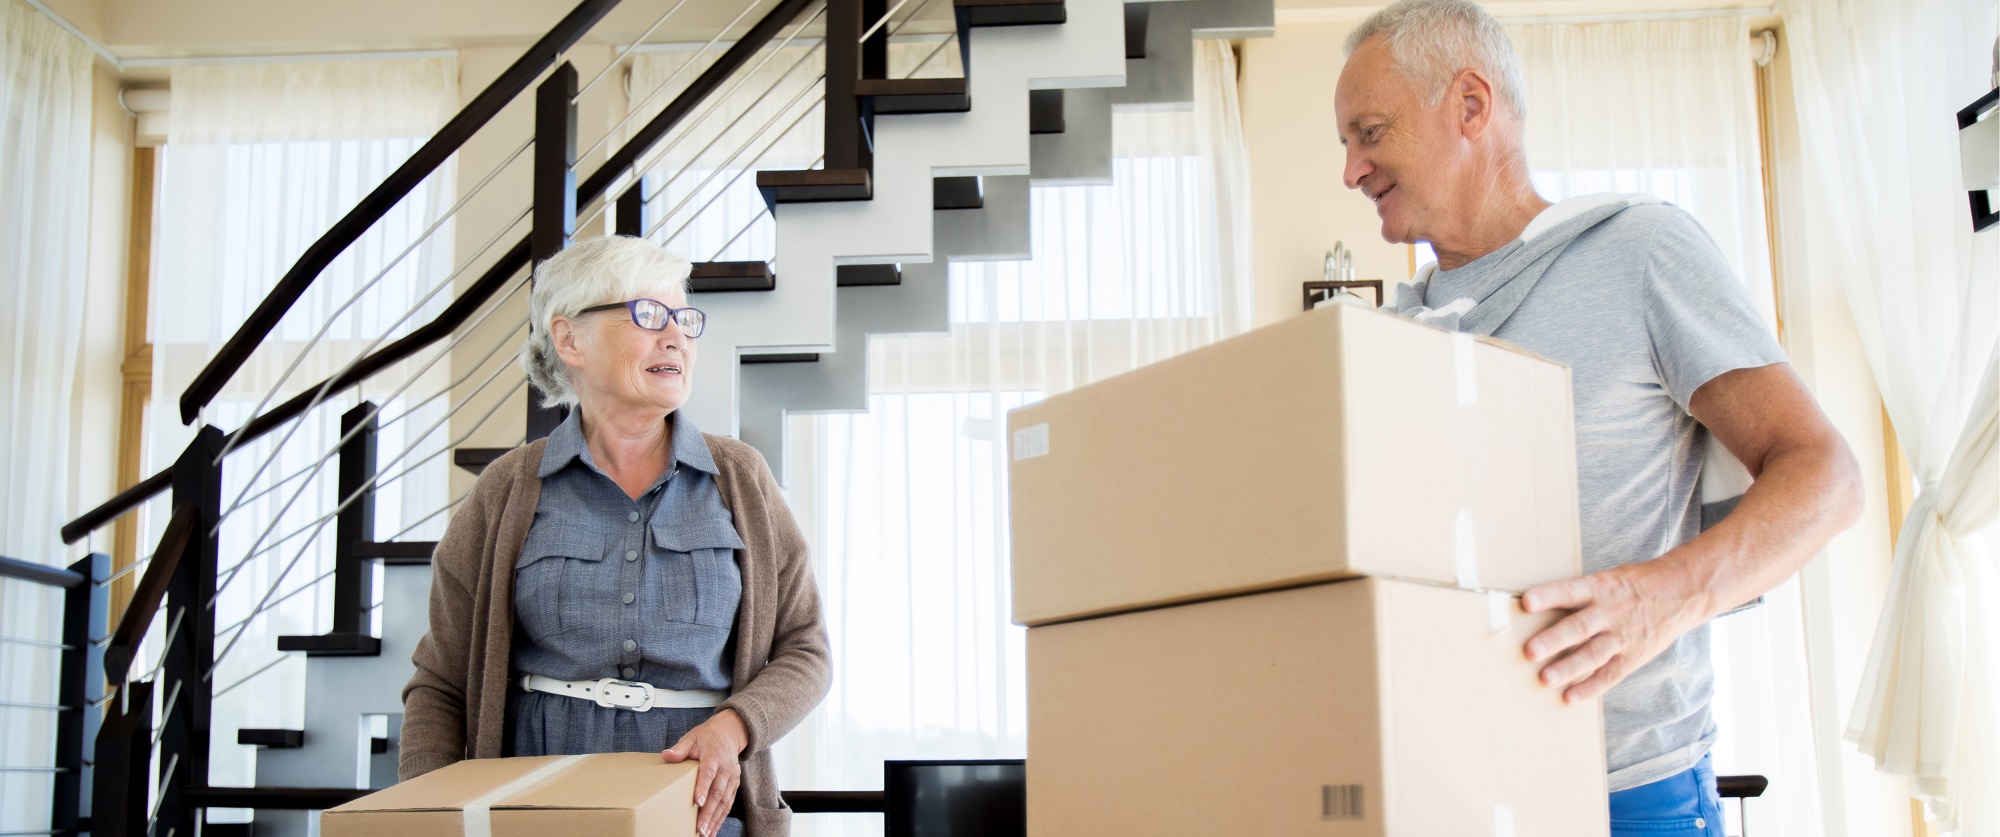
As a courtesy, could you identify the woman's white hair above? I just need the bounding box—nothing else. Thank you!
[1345,0,1527,119]
[519,235,693,408]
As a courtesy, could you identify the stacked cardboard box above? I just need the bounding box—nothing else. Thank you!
[1007,303,1609,836]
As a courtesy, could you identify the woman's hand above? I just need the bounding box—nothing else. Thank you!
[662,708,748,837]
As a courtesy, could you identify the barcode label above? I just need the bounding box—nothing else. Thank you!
[1322,784,1365,820]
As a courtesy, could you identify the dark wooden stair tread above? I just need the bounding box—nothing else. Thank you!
[1030,89,1065,134]
[690,261,776,292]
[353,540,436,563]
[275,632,380,657]
[955,0,1065,27]
[858,77,970,114]
[837,264,902,286]
[758,167,872,211]
[1125,2,1148,59]
[237,729,304,749]
[933,176,984,210]
[452,447,510,475]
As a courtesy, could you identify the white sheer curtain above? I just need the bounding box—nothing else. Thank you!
[770,40,1252,836]
[1503,17,1832,836]
[1782,0,2000,832]
[149,57,459,791]
[0,3,92,831]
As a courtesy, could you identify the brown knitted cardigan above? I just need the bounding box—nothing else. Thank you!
[399,434,831,836]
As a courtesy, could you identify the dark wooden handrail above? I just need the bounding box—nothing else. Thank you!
[174,0,623,426]
[66,0,829,546]
[60,239,532,545]
[102,502,195,686]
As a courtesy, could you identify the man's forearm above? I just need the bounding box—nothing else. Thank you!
[1649,435,1865,621]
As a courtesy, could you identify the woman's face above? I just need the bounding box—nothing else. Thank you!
[550,284,698,418]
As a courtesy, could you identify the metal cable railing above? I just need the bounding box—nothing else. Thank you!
[649,95,826,243]
[208,277,533,599]
[572,0,698,104]
[204,135,536,471]
[207,369,530,677]
[575,1,827,234]
[633,34,827,210]
[210,204,535,535]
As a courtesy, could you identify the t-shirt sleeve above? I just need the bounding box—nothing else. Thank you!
[1640,207,1789,412]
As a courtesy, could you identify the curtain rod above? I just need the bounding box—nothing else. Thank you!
[121,50,458,69]
[18,0,459,71]
[1275,4,1777,26]
[18,0,123,68]
[1495,5,1777,26]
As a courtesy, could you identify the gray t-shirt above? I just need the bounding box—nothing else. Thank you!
[1423,201,1787,792]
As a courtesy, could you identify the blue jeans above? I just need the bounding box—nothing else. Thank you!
[1608,753,1727,836]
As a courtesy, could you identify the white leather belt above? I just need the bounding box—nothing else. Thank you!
[520,674,727,712]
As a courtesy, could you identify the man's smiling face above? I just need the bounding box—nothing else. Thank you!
[1335,34,1468,246]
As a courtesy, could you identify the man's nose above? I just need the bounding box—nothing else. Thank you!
[1342,146,1371,192]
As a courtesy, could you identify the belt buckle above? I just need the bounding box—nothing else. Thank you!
[591,677,656,712]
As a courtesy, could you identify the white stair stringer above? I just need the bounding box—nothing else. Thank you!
[1031,0,1275,184]
[739,175,1034,478]
[250,563,431,837]
[683,0,1129,439]
[737,0,1274,474]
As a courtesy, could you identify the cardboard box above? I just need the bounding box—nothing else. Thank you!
[321,752,699,836]
[1007,302,1580,626]
[1027,578,1609,836]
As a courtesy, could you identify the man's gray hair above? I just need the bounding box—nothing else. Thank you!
[1345,0,1526,119]
[520,234,693,408]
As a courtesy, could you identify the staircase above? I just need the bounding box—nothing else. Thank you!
[31,0,1272,833]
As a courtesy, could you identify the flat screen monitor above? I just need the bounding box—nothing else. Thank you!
[884,759,1026,837]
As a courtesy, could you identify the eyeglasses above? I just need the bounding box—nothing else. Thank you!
[577,298,706,338]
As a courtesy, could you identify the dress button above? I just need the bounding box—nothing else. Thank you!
[622,667,636,679]
[622,592,635,605]
[623,639,637,653]
[1694,819,1705,830]
[628,511,640,523]
[625,550,639,562]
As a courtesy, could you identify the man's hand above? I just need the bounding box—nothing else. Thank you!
[662,708,748,837]
[1520,558,1714,705]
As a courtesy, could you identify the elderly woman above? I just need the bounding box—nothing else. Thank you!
[400,235,830,837]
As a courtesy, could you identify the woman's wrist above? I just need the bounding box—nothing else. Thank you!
[710,708,749,754]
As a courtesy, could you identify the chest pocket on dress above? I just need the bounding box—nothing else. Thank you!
[514,526,606,639]
[651,519,745,629]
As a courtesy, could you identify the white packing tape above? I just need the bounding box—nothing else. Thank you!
[1012,423,1050,461]
[1487,591,1512,634]
[464,754,589,837]
[1452,332,1479,406]
[1453,507,1481,590]
[1493,803,1516,837]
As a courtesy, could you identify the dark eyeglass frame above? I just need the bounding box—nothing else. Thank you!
[576,298,706,338]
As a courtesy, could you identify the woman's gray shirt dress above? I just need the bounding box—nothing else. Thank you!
[400,411,831,837]
[512,409,746,834]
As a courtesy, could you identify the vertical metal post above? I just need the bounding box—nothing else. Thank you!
[823,0,872,171]
[616,177,650,238]
[53,552,108,833]
[155,426,223,837]
[92,679,153,837]
[331,401,379,638]
[529,62,580,442]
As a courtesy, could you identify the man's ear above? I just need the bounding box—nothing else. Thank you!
[550,315,587,370]
[1454,67,1496,141]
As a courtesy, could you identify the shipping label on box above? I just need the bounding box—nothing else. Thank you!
[1007,303,1581,626]
[1026,577,1609,836]
[321,752,699,837]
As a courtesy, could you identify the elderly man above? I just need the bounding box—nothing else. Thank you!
[1334,1,1863,834]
